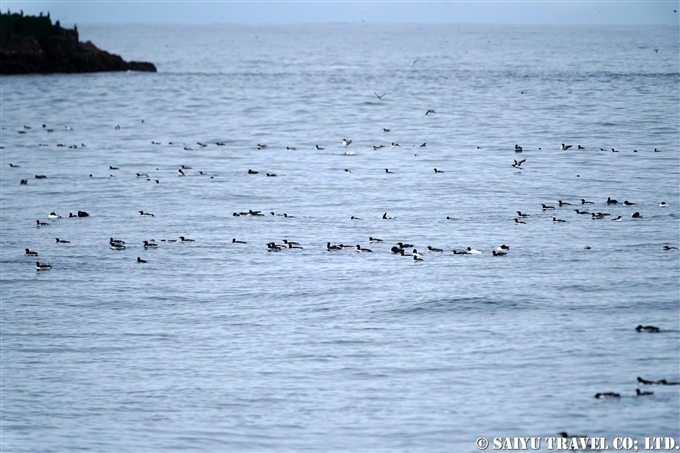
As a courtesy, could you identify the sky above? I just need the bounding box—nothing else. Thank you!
[3,0,679,25]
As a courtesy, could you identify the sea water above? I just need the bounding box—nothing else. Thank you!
[1,24,679,452]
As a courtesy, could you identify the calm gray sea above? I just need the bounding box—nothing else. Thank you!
[1,24,679,452]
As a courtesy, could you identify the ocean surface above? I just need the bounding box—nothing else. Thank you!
[1,23,679,452]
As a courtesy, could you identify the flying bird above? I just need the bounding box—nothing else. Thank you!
[374,92,386,99]
[512,159,526,168]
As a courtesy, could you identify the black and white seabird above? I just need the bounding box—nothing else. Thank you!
[385,169,394,173]
[561,144,572,150]
[55,238,70,243]
[139,211,155,217]
[382,212,395,219]
[232,238,247,244]
[25,248,38,256]
[636,325,660,332]
[355,245,372,253]
[594,392,620,398]
[606,197,618,204]
[179,236,195,242]
[143,240,158,248]
[36,220,49,227]
[434,168,444,173]
[36,262,52,270]
[427,246,443,252]
[637,377,658,385]
[512,159,525,168]
[581,199,593,204]
[137,257,147,263]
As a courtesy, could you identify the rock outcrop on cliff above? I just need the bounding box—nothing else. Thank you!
[0,11,156,74]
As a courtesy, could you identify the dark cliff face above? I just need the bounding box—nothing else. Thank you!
[0,12,156,74]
